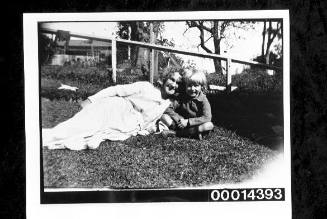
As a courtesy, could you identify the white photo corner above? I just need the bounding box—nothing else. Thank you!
[24,11,291,219]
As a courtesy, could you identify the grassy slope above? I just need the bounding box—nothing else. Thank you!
[41,65,282,188]
[42,99,277,189]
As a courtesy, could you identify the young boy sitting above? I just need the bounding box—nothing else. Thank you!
[161,70,214,139]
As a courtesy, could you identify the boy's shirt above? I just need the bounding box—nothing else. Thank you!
[165,91,212,127]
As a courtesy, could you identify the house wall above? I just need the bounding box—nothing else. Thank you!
[51,45,127,66]
[50,54,70,65]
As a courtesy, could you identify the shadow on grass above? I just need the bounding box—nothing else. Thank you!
[207,91,284,151]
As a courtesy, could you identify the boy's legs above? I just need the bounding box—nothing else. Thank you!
[197,122,214,140]
[177,122,214,139]
[198,122,214,133]
[160,115,214,139]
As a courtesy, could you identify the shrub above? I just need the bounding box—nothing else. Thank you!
[232,69,282,93]
[41,65,111,83]
[206,72,227,86]
[40,65,150,100]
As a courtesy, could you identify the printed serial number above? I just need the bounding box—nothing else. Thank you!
[210,188,285,201]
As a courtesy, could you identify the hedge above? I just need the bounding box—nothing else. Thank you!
[40,65,283,100]
[232,69,282,93]
[206,68,282,94]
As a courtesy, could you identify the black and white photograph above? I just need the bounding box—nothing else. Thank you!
[24,11,291,219]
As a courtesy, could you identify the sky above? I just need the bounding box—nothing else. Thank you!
[43,21,281,74]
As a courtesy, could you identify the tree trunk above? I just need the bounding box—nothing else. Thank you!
[128,21,161,71]
[129,22,139,66]
[213,59,222,75]
[265,21,273,65]
[213,21,223,75]
[136,22,152,71]
[265,51,270,65]
[261,21,267,58]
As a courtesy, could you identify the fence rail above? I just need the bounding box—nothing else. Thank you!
[41,27,282,91]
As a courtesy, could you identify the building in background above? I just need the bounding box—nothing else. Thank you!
[50,39,128,66]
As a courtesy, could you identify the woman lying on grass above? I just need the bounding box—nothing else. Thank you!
[42,71,182,150]
[161,70,214,140]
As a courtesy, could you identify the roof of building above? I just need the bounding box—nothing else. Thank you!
[56,40,111,48]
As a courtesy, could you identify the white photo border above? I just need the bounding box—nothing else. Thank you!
[24,10,291,219]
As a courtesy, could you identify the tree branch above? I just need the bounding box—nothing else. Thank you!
[199,28,213,53]
[183,26,192,35]
[198,21,212,32]
[220,21,230,34]
[186,20,212,32]
[270,21,280,41]
[204,35,213,44]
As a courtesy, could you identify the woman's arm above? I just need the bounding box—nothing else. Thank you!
[88,81,150,102]
[164,101,183,123]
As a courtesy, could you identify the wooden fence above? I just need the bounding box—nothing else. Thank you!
[41,27,282,92]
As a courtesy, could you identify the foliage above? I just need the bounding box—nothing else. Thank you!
[40,65,284,101]
[206,72,227,86]
[206,68,282,94]
[232,69,282,93]
[253,53,282,67]
[260,20,282,65]
[40,65,148,100]
[38,34,56,65]
[116,21,165,68]
[156,37,184,70]
[117,21,165,42]
[116,21,185,72]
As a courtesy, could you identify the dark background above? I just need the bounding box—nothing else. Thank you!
[1,0,326,218]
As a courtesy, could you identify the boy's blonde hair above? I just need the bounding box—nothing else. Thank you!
[183,70,207,87]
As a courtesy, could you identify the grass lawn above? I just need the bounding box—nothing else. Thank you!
[41,65,283,189]
[42,98,279,189]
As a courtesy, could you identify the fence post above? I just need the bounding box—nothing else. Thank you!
[150,49,159,84]
[128,26,131,60]
[226,58,232,93]
[111,39,117,83]
[154,50,158,79]
[150,49,154,83]
[149,23,158,84]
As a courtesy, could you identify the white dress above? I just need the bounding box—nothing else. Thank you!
[42,81,170,150]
